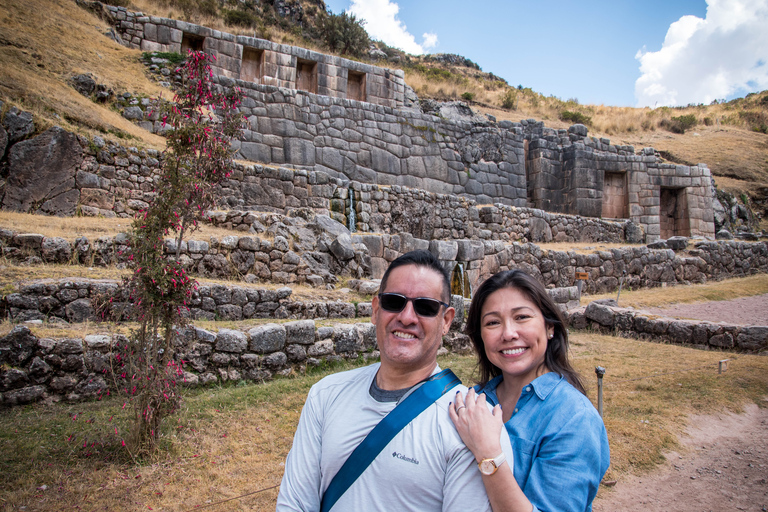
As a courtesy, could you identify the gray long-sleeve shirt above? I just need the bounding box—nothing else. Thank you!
[276,363,506,512]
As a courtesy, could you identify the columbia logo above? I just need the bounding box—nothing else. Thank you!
[391,451,419,465]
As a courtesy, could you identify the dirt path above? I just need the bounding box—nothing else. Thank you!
[593,402,768,512]
[593,294,768,512]
[643,294,768,326]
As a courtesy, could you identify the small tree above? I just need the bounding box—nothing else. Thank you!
[116,50,244,456]
[501,89,517,110]
[322,11,370,57]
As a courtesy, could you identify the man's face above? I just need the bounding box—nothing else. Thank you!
[371,264,456,377]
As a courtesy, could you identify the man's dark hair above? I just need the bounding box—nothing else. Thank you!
[379,250,451,302]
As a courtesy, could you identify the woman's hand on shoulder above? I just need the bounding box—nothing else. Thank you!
[449,387,504,461]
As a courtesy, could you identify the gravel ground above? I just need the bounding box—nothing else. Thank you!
[643,294,768,326]
[593,294,768,512]
[593,403,768,512]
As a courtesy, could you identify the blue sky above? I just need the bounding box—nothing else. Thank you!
[323,0,768,107]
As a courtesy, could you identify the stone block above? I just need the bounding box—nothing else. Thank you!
[215,328,248,353]
[249,323,286,353]
[285,320,316,345]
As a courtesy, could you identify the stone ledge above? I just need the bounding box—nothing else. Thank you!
[567,303,768,353]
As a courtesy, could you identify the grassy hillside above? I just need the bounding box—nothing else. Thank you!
[1,0,766,224]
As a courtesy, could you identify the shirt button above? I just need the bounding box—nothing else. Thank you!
[525,386,531,392]
[514,408,518,413]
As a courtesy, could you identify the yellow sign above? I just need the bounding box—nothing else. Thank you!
[574,272,589,280]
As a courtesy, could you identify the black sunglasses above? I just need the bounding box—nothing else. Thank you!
[377,293,449,318]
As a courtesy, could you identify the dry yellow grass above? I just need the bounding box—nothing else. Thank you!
[584,273,768,309]
[0,0,167,147]
[0,210,265,242]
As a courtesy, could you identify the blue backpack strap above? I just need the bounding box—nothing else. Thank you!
[320,368,461,512]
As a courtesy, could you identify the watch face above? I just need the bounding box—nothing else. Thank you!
[480,460,495,475]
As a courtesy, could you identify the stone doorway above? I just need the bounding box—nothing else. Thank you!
[660,187,691,239]
[181,33,205,54]
[347,70,366,102]
[602,172,628,219]
[296,59,317,94]
[241,47,264,83]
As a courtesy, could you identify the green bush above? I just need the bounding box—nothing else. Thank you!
[661,114,697,134]
[560,110,592,125]
[143,52,186,65]
[461,92,474,102]
[222,9,255,28]
[501,89,517,110]
[322,11,370,57]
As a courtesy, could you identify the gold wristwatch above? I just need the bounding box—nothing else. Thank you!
[478,452,506,476]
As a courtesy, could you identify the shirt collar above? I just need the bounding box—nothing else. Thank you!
[529,372,563,400]
[480,372,563,401]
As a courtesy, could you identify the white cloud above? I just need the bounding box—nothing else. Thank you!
[635,0,768,107]
[346,0,428,54]
[422,32,439,50]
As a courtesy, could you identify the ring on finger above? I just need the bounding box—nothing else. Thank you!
[455,405,466,413]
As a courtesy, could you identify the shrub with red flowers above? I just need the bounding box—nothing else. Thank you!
[115,50,244,456]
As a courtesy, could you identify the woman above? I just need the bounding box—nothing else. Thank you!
[449,270,610,512]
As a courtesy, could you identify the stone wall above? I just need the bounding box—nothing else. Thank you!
[0,128,638,245]
[521,122,715,241]
[0,283,590,407]
[107,6,407,109]
[3,219,766,297]
[103,7,715,241]
[0,321,379,406]
[0,278,369,324]
[568,302,768,353]
[3,285,765,407]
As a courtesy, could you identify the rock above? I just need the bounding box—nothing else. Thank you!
[215,328,248,353]
[2,107,35,143]
[285,344,307,362]
[2,127,83,215]
[249,323,286,353]
[84,334,111,350]
[65,298,94,323]
[585,301,616,327]
[309,214,351,238]
[41,237,73,262]
[568,124,589,137]
[2,368,30,389]
[330,233,355,261]
[0,124,7,158]
[429,240,459,260]
[450,294,464,331]
[285,320,315,345]
[262,351,288,370]
[3,385,46,405]
[624,221,645,244]
[369,47,388,60]
[667,236,689,251]
[716,229,734,240]
[0,326,38,366]
[122,106,144,120]
[647,240,669,250]
[456,240,484,261]
[70,74,97,96]
[333,324,361,353]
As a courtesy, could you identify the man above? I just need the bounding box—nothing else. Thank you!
[276,250,501,511]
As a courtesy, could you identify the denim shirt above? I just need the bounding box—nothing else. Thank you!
[476,373,610,512]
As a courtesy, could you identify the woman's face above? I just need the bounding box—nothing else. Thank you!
[480,286,554,386]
